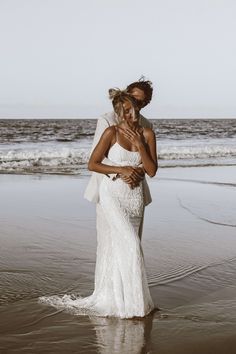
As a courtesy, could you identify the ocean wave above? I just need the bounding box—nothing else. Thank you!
[1,119,236,144]
[0,147,90,174]
[159,143,236,160]
[0,143,236,174]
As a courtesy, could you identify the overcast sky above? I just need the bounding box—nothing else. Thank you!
[0,0,236,118]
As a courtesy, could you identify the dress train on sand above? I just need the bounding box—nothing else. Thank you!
[39,142,155,318]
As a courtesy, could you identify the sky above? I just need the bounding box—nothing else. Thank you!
[0,0,236,119]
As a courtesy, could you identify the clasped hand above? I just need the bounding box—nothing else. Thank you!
[119,166,145,189]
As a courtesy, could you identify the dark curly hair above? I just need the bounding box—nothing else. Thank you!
[126,76,153,108]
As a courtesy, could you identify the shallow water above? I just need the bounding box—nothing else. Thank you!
[0,168,236,353]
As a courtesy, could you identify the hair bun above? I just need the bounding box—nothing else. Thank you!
[108,88,128,100]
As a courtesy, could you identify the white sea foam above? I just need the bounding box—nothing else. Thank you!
[0,139,236,174]
[0,145,90,174]
[159,142,236,160]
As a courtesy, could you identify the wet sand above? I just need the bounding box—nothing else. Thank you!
[0,166,236,353]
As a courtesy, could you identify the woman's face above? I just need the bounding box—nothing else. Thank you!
[122,99,138,125]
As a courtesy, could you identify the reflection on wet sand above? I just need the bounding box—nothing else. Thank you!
[89,311,156,354]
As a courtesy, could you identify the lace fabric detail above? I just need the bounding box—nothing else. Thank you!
[39,142,155,318]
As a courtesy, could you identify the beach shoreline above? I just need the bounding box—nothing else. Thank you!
[0,166,236,353]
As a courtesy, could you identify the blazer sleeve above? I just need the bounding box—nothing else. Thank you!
[90,116,110,156]
[90,115,118,166]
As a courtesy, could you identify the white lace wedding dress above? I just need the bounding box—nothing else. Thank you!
[39,141,155,319]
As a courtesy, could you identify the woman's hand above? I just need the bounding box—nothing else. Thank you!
[119,128,145,150]
[120,167,144,187]
[119,166,143,181]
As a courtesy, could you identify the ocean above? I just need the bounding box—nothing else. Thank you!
[0,118,236,175]
[1,118,236,353]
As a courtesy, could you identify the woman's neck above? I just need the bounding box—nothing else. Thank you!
[121,120,140,130]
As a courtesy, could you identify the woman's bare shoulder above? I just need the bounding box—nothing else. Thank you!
[101,125,116,139]
[143,127,156,139]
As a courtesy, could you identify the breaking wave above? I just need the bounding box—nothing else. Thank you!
[0,141,236,175]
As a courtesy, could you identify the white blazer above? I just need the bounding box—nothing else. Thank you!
[84,111,153,206]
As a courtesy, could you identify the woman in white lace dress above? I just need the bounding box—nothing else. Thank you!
[40,89,158,319]
[87,89,158,318]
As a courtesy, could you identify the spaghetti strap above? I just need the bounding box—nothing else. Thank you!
[115,125,119,143]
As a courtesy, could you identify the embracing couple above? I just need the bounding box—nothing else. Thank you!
[84,77,159,318]
[41,78,159,319]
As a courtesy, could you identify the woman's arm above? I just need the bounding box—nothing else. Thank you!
[139,128,158,177]
[88,127,120,174]
[88,127,142,180]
